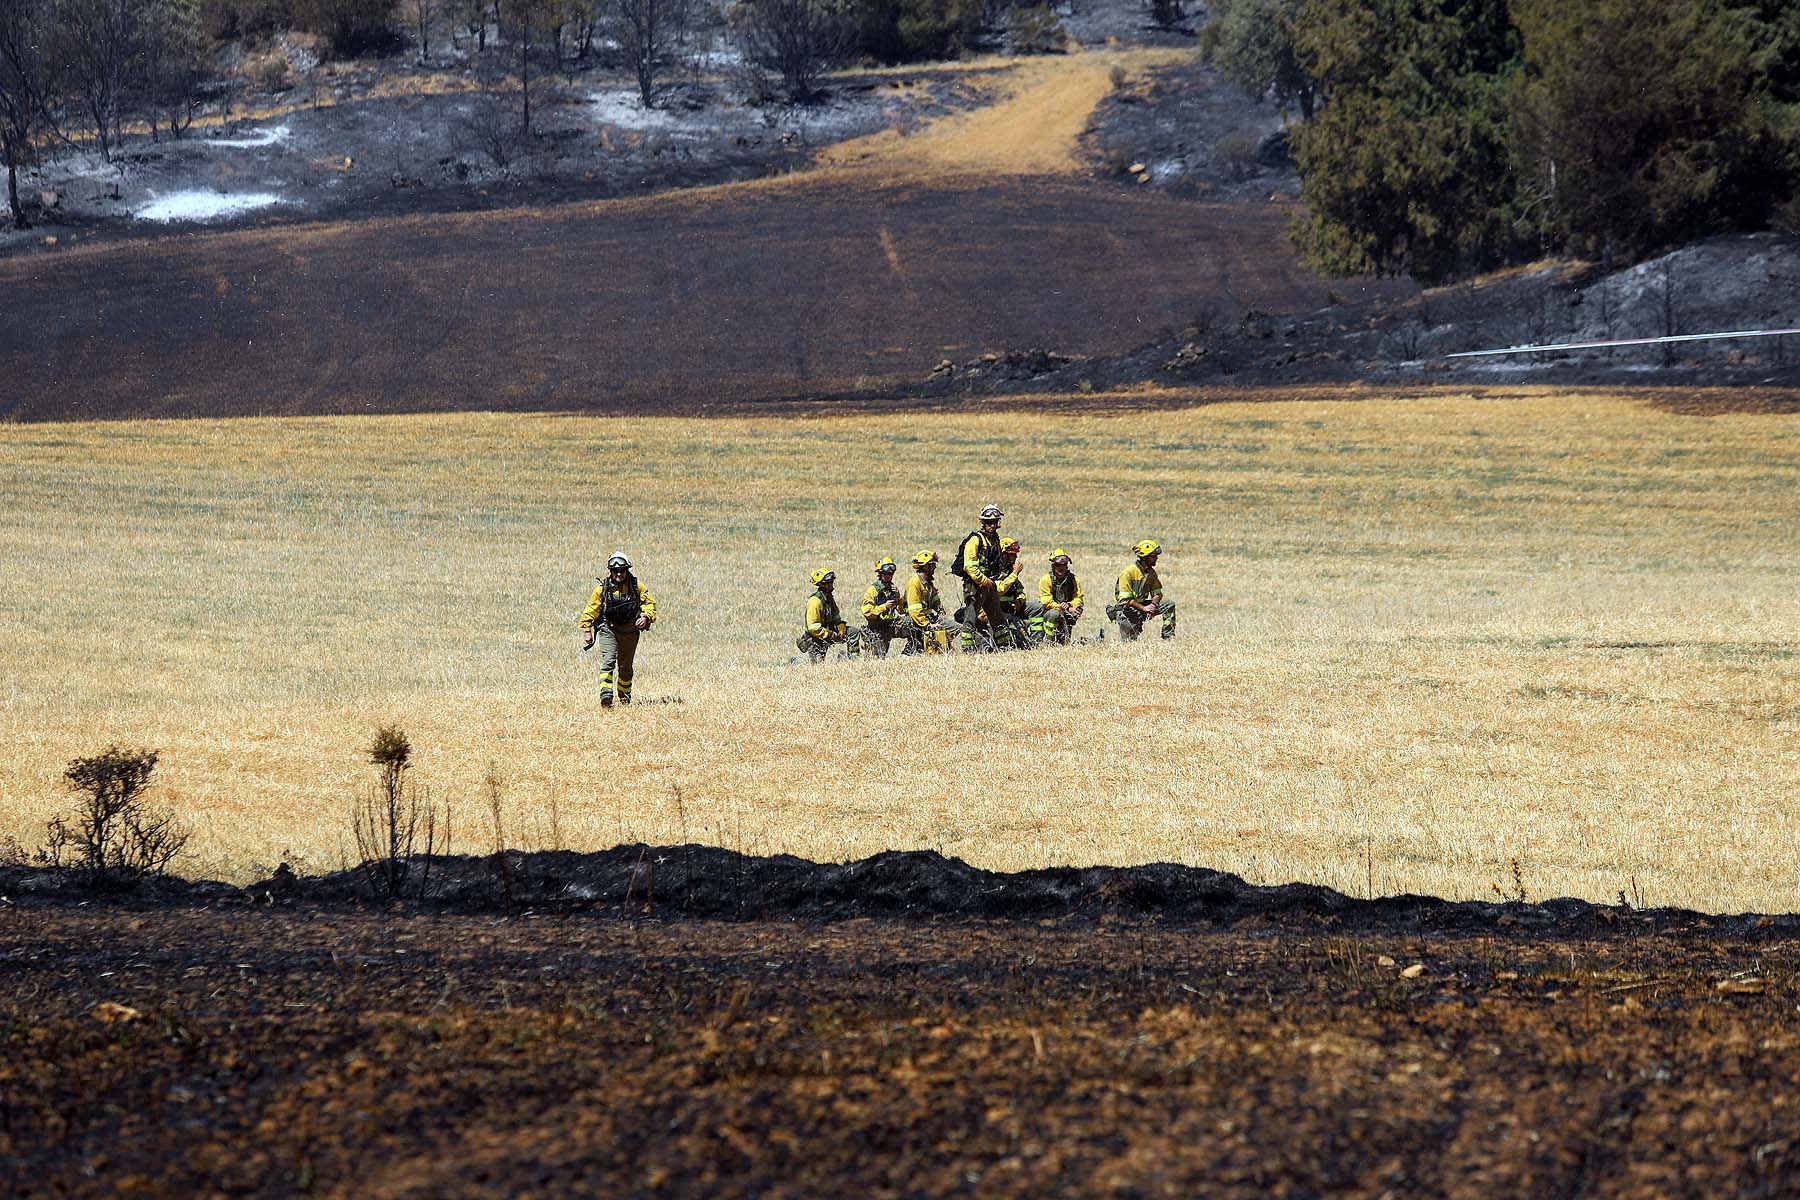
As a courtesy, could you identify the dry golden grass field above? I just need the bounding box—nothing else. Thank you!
[3,386,1796,911]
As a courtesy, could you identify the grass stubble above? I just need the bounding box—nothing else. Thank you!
[1,387,1795,911]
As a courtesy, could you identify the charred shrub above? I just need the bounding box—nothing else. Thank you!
[1147,0,1184,31]
[200,0,289,39]
[41,747,191,888]
[350,724,451,899]
[288,0,403,56]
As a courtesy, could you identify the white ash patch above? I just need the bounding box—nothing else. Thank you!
[693,46,746,70]
[588,89,694,131]
[135,191,289,222]
[206,124,292,148]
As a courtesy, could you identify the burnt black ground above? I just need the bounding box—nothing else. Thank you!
[6,845,1795,936]
[6,854,1800,1199]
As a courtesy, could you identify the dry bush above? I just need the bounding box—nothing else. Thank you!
[1006,6,1068,55]
[250,52,293,92]
[41,747,190,887]
[351,725,451,898]
[1215,128,1257,179]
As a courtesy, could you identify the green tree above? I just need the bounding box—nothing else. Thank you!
[1507,0,1798,259]
[1287,0,1524,283]
[1200,0,1317,118]
[847,0,982,64]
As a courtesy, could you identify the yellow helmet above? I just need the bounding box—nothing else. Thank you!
[912,550,938,567]
[1000,537,1020,553]
[874,556,897,573]
[1048,548,1071,564]
[1134,539,1161,559]
[811,568,836,586]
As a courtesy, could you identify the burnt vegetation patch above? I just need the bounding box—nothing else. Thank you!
[6,897,1800,1197]
[6,844,1797,940]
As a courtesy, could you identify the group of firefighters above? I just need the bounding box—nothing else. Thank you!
[577,505,1175,705]
[795,504,1175,662]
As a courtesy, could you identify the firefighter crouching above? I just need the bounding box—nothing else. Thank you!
[904,550,957,654]
[860,557,904,657]
[580,552,656,707]
[987,536,1036,649]
[1035,548,1084,645]
[798,569,858,662]
[1111,540,1175,642]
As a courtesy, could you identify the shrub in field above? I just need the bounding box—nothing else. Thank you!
[1216,128,1258,179]
[846,0,983,64]
[350,724,451,898]
[41,746,191,887]
[289,0,401,55]
[1005,5,1066,55]
[199,0,288,39]
[1147,0,1183,31]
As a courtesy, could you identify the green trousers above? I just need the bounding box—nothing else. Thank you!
[594,623,641,701]
[864,620,896,658]
[1115,599,1176,642]
[1030,601,1077,644]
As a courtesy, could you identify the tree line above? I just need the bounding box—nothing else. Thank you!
[1205,0,1800,283]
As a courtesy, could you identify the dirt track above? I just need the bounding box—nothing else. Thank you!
[8,893,1800,1198]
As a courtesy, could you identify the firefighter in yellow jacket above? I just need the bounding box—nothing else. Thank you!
[903,550,957,653]
[1035,548,1085,644]
[954,503,1006,651]
[797,569,856,663]
[983,536,1033,649]
[1112,540,1175,642]
[580,552,657,707]
[860,557,904,657]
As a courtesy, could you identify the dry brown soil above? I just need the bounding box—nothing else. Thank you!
[7,895,1800,1199]
[0,174,1380,422]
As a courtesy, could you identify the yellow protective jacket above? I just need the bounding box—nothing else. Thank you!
[905,574,943,627]
[959,530,1003,586]
[862,580,902,623]
[1116,563,1163,605]
[580,578,657,630]
[994,558,1024,602]
[1040,570,1084,610]
[805,590,847,642]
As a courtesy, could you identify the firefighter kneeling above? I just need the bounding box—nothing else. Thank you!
[1034,548,1084,645]
[798,569,862,662]
[1110,540,1175,642]
[903,550,957,654]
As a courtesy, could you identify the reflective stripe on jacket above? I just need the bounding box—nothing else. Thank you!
[805,590,844,640]
[1116,563,1162,604]
[862,581,902,622]
[959,530,1002,585]
[581,579,657,630]
[905,575,943,626]
[1040,571,1083,609]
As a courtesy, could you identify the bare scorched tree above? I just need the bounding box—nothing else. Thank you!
[733,0,846,102]
[0,0,56,228]
[611,0,691,108]
[55,0,146,161]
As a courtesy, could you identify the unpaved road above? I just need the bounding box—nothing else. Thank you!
[7,901,1800,1198]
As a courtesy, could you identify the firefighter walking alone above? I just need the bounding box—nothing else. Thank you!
[580,553,656,707]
